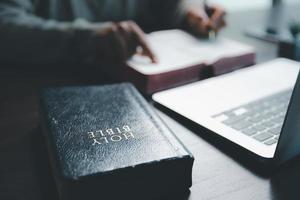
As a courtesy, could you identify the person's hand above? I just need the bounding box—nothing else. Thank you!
[185,5,226,37]
[94,21,157,64]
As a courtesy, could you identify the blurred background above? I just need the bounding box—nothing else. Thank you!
[210,0,299,12]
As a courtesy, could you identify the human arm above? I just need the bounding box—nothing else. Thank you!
[0,0,155,66]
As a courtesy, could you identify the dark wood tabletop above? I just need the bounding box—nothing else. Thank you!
[1,6,300,200]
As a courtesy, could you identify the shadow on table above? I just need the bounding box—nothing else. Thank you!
[0,126,192,200]
[270,160,300,200]
[154,102,300,179]
[0,127,58,200]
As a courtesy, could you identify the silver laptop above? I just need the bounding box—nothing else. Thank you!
[153,58,300,164]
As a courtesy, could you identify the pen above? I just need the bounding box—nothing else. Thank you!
[203,0,216,40]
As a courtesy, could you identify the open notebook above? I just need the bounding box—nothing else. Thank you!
[108,29,255,94]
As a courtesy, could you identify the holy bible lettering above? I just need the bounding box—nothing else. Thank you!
[87,125,134,145]
[40,84,194,200]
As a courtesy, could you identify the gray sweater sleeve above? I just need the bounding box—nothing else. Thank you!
[149,0,203,29]
[0,0,204,65]
[0,0,108,65]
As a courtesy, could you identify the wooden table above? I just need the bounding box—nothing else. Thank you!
[1,6,300,200]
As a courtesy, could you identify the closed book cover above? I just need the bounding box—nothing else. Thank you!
[39,83,194,200]
[104,29,255,94]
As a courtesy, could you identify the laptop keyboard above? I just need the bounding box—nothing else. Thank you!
[212,89,293,146]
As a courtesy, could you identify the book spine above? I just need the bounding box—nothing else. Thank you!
[147,64,211,94]
[212,53,256,76]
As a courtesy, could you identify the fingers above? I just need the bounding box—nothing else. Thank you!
[185,6,226,37]
[117,22,138,57]
[128,21,157,63]
[110,23,128,61]
[220,19,226,29]
[111,21,156,63]
[186,7,210,36]
[187,7,210,25]
[208,5,226,32]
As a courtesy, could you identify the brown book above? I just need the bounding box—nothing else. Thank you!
[106,30,255,94]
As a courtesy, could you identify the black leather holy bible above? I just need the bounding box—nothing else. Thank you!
[39,83,194,200]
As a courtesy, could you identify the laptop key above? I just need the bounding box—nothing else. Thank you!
[261,121,275,128]
[248,115,265,123]
[253,132,273,142]
[233,108,248,115]
[230,121,252,130]
[251,124,266,132]
[223,115,244,125]
[241,127,257,136]
[271,116,284,124]
[264,139,277,145]
[216,89,292,146]
[269,126,281,135]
